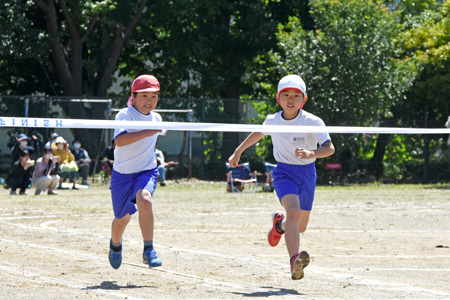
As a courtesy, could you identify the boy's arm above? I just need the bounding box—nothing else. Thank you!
[115,130,162,147]
[228,132,265,167]
[295,141,335,160]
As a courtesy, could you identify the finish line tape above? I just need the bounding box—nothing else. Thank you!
[1,117,450,134]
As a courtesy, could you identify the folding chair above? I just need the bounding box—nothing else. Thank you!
[263,162,276,192]
[226,162,258,193]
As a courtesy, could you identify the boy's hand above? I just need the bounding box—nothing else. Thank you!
[228,152,241,168]
[295,148,314,159]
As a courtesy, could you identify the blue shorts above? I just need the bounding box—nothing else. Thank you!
[110,168,159,219]
[272,162,317,211]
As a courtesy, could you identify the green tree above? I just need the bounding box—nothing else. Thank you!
[397,0,450,179]
[252,0,418,178]
[0,0,150,157]
[116,0,313,163]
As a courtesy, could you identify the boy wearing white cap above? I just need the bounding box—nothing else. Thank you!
[108,74,166,270]
[228,74,335,280]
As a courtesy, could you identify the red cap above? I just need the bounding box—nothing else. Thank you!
[132,75,160,93]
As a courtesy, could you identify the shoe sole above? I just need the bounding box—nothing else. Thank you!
[267,211,284,247]
[300,251,310,269]
[291,258,304,280]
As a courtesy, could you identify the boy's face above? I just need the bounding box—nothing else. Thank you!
[276,89,307,116]
[133,91,159,114]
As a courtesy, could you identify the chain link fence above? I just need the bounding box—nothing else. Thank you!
[1,95,449,184]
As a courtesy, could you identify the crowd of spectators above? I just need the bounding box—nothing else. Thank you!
[4,132,95,195]
[3,132,169,195]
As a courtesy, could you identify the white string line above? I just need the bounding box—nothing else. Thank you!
[0,238,311,299]
[2,117,450,134]
[0,264,147,300]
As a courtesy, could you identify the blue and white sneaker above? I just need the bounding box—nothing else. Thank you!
[109,247,122,269]
[143,248,162,267]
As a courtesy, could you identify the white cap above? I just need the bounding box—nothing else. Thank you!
[277,74,307,95]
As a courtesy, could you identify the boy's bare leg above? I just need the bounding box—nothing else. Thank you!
[136,188,154,241]
[279,205,311,234]
[111,214,131,244]
[298,210,311,233]
[280,194,301,257]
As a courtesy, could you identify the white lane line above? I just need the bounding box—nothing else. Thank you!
[4,220,450,259]
[307,229,448,233]
[2,221,450,297]
[0,215,60,220]
[256,254,450,258]
[0,264,147,300]
[0,238,311,299]
[307,268,450,297]
[0,213,110,221]
[317,255,450,258]
[318,268,450,271]
[40,220,61,230]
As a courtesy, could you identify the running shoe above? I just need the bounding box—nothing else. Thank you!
[109,247,122,269]
[299,251,310,270]
[267,211,285,247]
[143,248,162,267]
[290,253,304,280]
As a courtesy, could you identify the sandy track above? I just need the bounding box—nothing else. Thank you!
[0,182,449,299]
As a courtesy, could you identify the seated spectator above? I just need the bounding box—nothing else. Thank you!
[101,139,115,178]
[52,136,79,189]
[32,145,60,195]
[69,138,91,186]
[6,149,33,195]
[44,132,59,149]
[11,133,39,163]
[155,143,166,186]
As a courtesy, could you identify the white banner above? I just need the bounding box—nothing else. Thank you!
[1,117,450,134]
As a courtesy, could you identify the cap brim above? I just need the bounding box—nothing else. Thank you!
[134,88,160,93]
[278,87,304,94]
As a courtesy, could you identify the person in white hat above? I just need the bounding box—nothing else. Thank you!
[228,74,335,280]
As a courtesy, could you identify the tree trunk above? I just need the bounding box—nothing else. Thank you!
[370,134,391,180]
[95,0,148,96]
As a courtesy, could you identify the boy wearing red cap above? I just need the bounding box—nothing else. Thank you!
[108,74,166,269]
[228,74,335,280]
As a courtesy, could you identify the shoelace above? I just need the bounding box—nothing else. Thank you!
[145,249,157,259]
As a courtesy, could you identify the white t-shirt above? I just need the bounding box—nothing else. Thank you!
[113,106,166,174]
[262,110,331,165]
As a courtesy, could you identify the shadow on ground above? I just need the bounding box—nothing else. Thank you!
[231,286,304,297]
[86,281,155,290]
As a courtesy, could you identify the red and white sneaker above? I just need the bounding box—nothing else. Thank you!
[290,251,310,280]
[267,211,285,247]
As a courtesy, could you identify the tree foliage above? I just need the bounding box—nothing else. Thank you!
[271,0,417,127]
[0,0,149,97]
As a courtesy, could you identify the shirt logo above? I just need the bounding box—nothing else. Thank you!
[292,136,305,145]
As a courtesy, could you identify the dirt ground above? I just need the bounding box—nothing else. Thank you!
[0,181,449,300]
